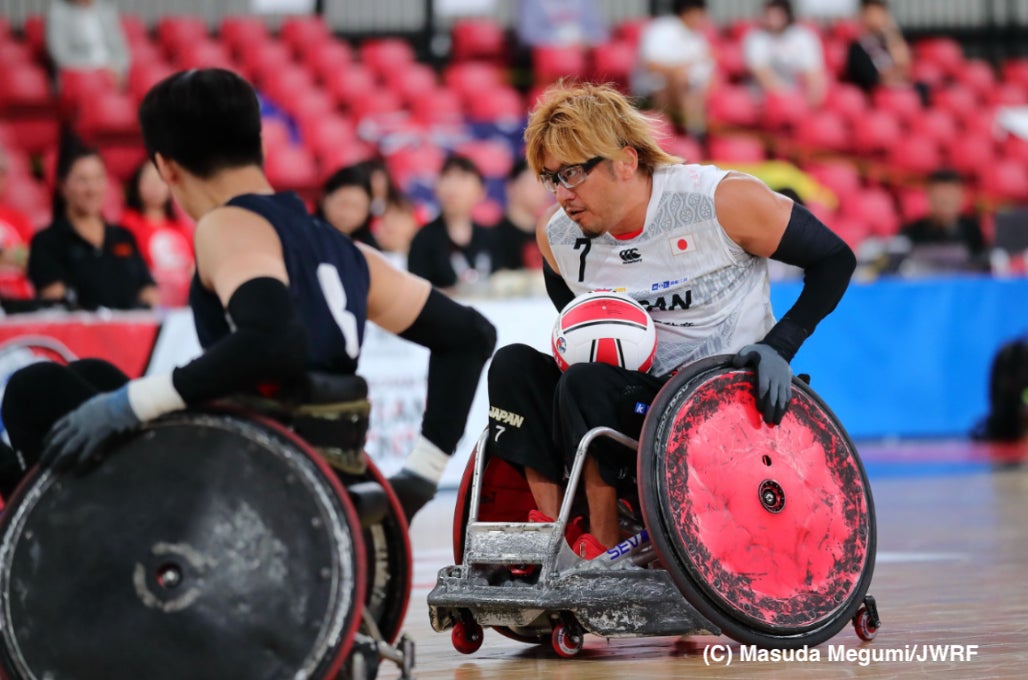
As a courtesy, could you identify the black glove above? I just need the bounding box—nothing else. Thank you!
[732,344,792,426]
[40,386,140,473]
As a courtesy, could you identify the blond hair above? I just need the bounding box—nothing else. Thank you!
[524,81,683,177]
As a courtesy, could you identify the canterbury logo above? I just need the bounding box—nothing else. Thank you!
[489,407,525,428]
[619,248,641,263]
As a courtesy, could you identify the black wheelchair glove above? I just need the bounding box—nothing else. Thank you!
[732,344,792,426]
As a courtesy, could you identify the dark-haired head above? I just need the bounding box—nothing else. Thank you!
[673,0,707,16]
[316,163,373,224]
[440,154,484,183]
[765,0,794,25]
[139,68,263,179]
[124,160,175,219]
[507,157,532,183]
[51,132,104,222]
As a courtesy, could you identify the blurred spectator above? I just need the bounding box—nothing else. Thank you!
[407,155,492,290]
[490,159,552,271]
[46,0,131,86]
[517,0,608,47]
[120,160,194,307]
[896,169,988,273]
[632,0,715,138]
[743,0,827,107]
[28,139,156,310]
[844,0,913,93]
[0,147,34,282]
[377,196,421,270]
[316,164,380,249]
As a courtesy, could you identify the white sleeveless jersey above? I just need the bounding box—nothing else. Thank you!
[547,163,775,376]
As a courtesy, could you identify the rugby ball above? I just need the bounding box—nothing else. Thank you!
[551,290,657,372]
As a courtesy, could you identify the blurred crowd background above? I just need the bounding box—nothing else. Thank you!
[1,0,1027,313]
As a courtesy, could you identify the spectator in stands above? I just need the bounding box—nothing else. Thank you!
[407,155,492,290]
[46,0,131,87]
[377,195,421,271]
[491,159,552,271]
[0,147,34,281]
[316,164,380,249]
[897,169,988,272]
[632,0,715,139]
[121,160,194,307]
[844,0,914,93]
[743,0,828,107]
[516,0,608,47]
[28,140,156,310]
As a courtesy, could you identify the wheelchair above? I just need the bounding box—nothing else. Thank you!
[0,374,413,680]
[429,355,881,657]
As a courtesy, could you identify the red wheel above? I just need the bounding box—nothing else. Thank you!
[853,606,878,641]
[551,623,583,658]
[452,620,484,655]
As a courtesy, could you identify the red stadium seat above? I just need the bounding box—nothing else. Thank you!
[823,83,868,125]
[324,64,377,109]
[707,134,766,163]
[174,40,236,71]
[850,110,902,155]
[0,64,59,153]
[386,144,446,188]
[317,141,377,180]
[360,39,416,79]
[76,91,140,142]
[591,40,636,90]
[807,160,862,198]
[302,115,357,158]
[281,16,331,55]
[829,19,861,45]
[910,61,947,88]
[830,215,873,250]
[350,89,403,124]
[385,63,438,105]
[0,17,10,41]
[793,110,849,153]
[119,15,149,49]
[842,187,899,237]
[411,88,463,127]
[823,40,848,79]
[887,135,941,176]
[264,145,320,200]
[58,68,118,120]
[451,19,506,63]
[917,109,959,147]
[532,45,588,85]
[896,187,930,223]
[761,90,810,130]
[261,66,316,110]
[285,90,337,134]
[100,145,148,184]
[128,61,176,104]
[872,87,923,126]
[156,16,210,59]
[21,15,46,62]
[664,134,705,163]
[614,19,648,47]
[1001,59,1028,90]
[715,41,747,83]
[219,16,270,57]
[957,59,997,100]
[304,40,354,84]
[707,84,759,128]
[456,138,514,179]
[945,135,996,181]
[261,117,293,156]
[988,83,1028,107]
[725,19,757,43]
[466,86,524,124]
[979,159,1028,202]
[239,40,294,86]
[915,38,965,78]
[1001,135,1028,165]
[444,62,505,101]
[0,41,34,66]
[932,85,980,122]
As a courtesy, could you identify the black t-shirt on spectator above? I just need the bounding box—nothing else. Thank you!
[845,36,889,91]
[901,216,986,256]
[28,219,155,310]
[407,216,493,288]
[490,217,540,271]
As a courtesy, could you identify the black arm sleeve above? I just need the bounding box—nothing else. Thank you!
[762,203,856,362]
[543,260,575,312]
[399,289,497,454]
[172,277,309,404]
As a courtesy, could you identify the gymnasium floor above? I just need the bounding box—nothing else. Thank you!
[398,439,1028,680]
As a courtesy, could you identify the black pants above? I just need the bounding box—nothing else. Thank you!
[486,344,668,494]
[0,359,128,497]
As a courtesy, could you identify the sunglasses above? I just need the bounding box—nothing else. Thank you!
[538,157,605,194]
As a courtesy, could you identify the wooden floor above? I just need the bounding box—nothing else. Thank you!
[391,439,1028,680]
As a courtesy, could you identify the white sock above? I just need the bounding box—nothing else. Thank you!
[401,435,448,485]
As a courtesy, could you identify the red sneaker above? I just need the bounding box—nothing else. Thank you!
[527,509,553,523]
[574,533,609,560]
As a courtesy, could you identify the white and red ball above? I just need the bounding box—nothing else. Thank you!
[551,290,657,372]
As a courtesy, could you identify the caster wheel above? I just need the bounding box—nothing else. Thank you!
[853,606,878,641]
[551,623,584,658]
[452,620,484,654]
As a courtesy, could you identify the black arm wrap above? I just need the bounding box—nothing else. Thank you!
[763,203,856,362]
[543,260,576,312]
[173,277,309,404]
[399,289,497,454]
